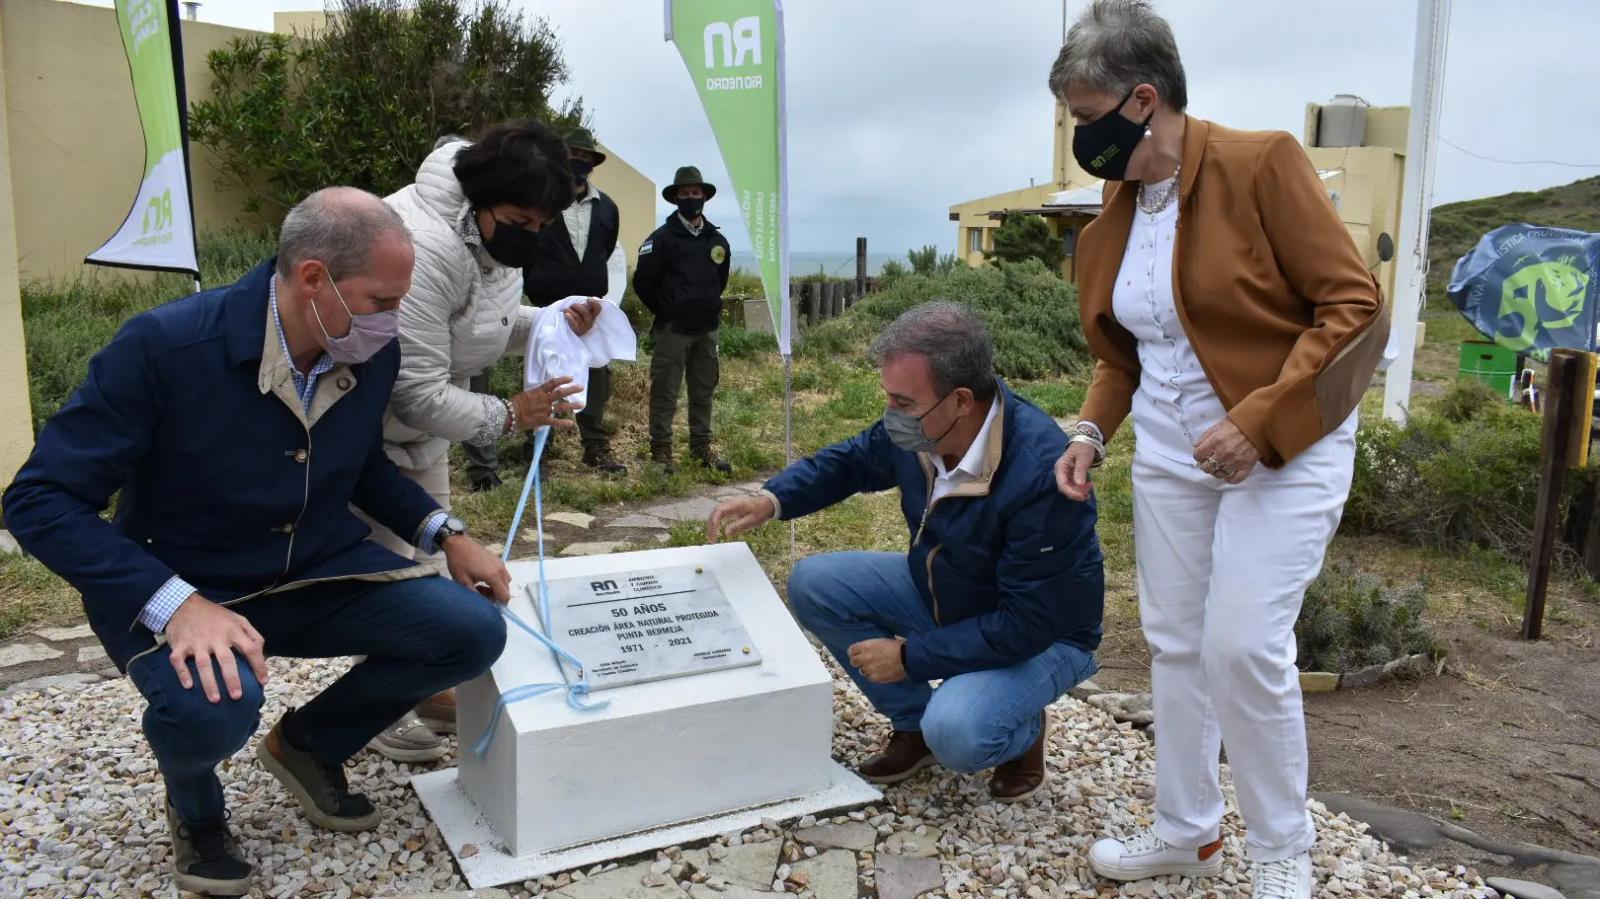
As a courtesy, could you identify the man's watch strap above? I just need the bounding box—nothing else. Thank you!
[433,515,470,552]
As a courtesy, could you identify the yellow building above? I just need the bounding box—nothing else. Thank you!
[949,97,1409,301]
[949,103,1100,281]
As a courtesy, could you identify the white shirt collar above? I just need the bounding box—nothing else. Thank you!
[933,397,999,480]
[574,182,600,205]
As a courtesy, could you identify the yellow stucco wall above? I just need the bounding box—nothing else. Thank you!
[1304,102,1410,304]
[588,142,655,273]
[2,0,258,281]
[0,11,35,483]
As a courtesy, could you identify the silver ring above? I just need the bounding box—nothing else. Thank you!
[1201,456,1223,473]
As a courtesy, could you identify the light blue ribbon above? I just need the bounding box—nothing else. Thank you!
[472,426,608,757]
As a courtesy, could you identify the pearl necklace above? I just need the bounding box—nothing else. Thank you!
[1137,163,1182,215]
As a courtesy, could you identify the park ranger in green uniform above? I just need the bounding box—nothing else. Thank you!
[632,166,733,475]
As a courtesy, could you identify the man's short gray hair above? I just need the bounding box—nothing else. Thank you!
[869,302,997,402]
[276,187,410,281]
[1047,0,1188,111]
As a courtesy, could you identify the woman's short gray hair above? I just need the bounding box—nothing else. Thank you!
[1047,0,1188,111]
[276,187,410,281]
[869,302,997,402]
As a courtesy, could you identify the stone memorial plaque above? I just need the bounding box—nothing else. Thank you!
[541,565,761,689]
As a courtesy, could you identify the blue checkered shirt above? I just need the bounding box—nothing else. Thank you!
[137,278,448,633]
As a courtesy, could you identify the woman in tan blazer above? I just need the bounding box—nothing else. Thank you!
[1047,3,1389,897]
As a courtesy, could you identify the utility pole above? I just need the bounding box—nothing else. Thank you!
[1383,0,1452,421]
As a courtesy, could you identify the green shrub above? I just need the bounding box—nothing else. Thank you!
[1433,376,1502,424]
[800,259,1089,381]
[1346,397,1594,562]
[1297,563,1434,672]
[718,324,778,359]
[190,0,581,218]
[878,259,909,284]
[723,267,765,299]
[906,245,959,277]
[984,213,1064,273]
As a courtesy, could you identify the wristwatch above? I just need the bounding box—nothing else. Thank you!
[433,515,469,552]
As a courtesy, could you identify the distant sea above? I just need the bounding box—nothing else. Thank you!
[730,249,906,278]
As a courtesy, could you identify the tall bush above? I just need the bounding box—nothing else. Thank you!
[985,213,1064,273]
[1345,378,1595,562]
[190,0,581,218]
[800,259,1089,380]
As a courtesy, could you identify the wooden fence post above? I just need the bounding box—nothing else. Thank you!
[1524,348,1588,639]
[856,237,868,300]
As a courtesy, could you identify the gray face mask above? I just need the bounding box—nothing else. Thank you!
[882,391,958,454]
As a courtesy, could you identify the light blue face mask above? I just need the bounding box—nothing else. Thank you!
[882,391,958,454]
[312,277,400,365]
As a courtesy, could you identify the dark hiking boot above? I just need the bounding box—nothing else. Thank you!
[166,797,253,896]
[583,442,628,476]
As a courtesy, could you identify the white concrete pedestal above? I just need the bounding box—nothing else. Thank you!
[412,543,879,888]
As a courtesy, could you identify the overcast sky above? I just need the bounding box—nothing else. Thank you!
[164,0,1600,255]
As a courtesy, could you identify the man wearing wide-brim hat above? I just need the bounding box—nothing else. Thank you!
[632,165,734,474]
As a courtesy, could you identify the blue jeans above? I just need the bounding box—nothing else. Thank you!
[788,551,1096,773]
[127,576,507,823]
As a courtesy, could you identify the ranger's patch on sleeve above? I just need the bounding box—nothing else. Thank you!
[639,240,653,255]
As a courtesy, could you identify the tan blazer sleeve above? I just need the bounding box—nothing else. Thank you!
[1225,132,1385,463]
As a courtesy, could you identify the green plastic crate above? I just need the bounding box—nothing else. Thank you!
[1458,340,1519,400]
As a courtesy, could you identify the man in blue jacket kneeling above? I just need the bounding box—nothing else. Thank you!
[2,188,512,897]
[707,302,1104,803]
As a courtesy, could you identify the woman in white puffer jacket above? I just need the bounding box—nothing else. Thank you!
[365,121,601,763]
[373,121,599,557]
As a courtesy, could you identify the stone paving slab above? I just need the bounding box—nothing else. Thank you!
[788,849,857,899]
[874,855,944,899]
[545,865,686,899]
[680,840,781,891]
[0,644,63,668]
[32,625,94,642]
[638,496,720,523]
[882,825,942,858]
[545,512,595,529]
[3,673,102,694]
[795,821,877,852]
[560,541,628,557]
[605,513,670,530]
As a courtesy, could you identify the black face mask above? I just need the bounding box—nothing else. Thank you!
[1072,88,1151,181]
[676,198,705,220]
[570,160,595,182]
[480,217,542,268]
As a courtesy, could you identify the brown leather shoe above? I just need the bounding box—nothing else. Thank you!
[857,730,937,784]
[416,689,457,735]
[989,710,1049,803]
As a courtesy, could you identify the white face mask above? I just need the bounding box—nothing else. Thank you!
[311,277,400,364]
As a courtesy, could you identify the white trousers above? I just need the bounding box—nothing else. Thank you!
[1134,416,1356,862]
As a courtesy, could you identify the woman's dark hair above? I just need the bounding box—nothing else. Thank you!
[452,120,576,217]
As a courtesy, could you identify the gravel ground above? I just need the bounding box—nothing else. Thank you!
[0,655,1498,899]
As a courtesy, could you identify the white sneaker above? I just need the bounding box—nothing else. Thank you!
[1252,852,1313,899]
[1089,828,1224,881]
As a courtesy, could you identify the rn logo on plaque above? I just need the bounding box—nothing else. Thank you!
[411,543,882,888]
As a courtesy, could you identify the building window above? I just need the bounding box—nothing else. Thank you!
[1061,227,1077,258]
[968,228,983,255]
